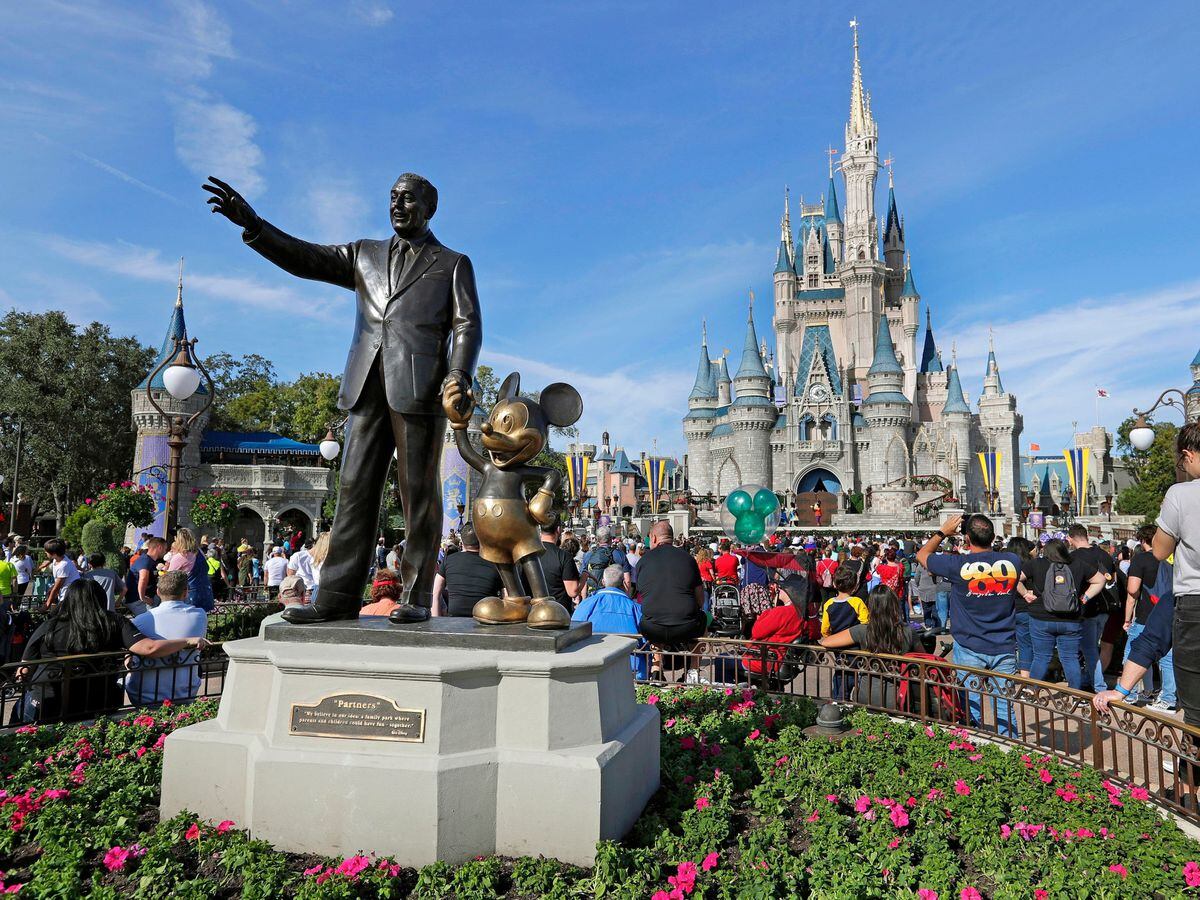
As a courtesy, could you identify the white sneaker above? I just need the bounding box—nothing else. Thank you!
[1148,699,1177,713]
[684,669,711,685]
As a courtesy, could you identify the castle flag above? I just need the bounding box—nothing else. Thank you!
[976,450,1002,512]
[1063,448,1089,515]
[566,453,589,501]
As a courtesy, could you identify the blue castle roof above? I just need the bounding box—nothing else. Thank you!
[919,311,942,374]
[138,299,209,394]
[884,183,902,244]
[610,448,639,475]
[943,366,970,415]
[867,315,903,377]
[795,324,843,397]
[688,332,717,401]
[774,240,792,275]
[735,309,769,380]
[901,263,919,298]
[824,176,841,224]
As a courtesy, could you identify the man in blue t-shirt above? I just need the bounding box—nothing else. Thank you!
[917,513,1021,737]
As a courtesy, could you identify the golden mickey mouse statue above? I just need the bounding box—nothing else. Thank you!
[442,372,583,629]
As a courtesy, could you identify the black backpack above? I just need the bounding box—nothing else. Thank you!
[1042,562,1079,615]
[586,544,614,583]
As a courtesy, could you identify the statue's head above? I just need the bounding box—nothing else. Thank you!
[480,373,582,469]
[390,173,438,238]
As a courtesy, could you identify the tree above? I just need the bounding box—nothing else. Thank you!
[0,311,155,529]
[1115,415,1179,520]
[202,352,277,432]
[203,353,341,443]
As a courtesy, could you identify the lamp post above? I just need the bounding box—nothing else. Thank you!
[1130,388,1198,486]
[144,337,215,537]
[0,414,21,533]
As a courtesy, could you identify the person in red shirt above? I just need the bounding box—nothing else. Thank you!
[743,576,813,677]
[713,541,739,584]
[875,547,905,601]
[815,550,839,601]
[695,547,715,596]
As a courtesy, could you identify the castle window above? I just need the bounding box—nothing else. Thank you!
[808,275,818,287]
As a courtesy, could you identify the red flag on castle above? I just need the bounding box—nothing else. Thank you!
[1029,443,1041,452]
[1096,388,1109,398]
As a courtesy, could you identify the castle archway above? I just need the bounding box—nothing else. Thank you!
[795,467,842,494]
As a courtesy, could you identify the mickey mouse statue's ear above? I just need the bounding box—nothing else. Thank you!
[498,372,521,400]
[539,382,583,428]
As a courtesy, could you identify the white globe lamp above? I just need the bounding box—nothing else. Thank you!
[163,363,202,400]
[319,429,341,461]
[1129,416,1155,452]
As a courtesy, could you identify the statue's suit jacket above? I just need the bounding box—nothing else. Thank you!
[244,221,482,415]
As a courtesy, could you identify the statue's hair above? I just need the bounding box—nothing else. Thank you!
[394,173,438,217]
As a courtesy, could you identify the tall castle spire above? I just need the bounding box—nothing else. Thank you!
[982,327,1005,396]
[735,292,769,380]
[847,18,873,138]
[688,320,718,402]
[919,307,943,374]
[775,187,795,274]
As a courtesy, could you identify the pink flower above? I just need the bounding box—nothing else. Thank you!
[855,796,872,813]
[1000,824,1012,839]
[1130,786,1150,801]
[1038,768,1053,783]
[747,729,761,741]
[303,864,325,876]
[1035,892,1049,900]
[184,823,201,841]
[701,852,719,872]
[954,780,971,796]
[774,755,789,767]
[670,861,698,893]
[933,760,946,770]
[968,754,983,762]
[805,809,820,823]
[647,694,659,705]
[652,893,671,900]
[664,718,676,728]
[216,820,234,834]
[825,794,839,803]
[924,726,936,738]
[1108,864,1128,879]
[695,797,710,811]
[918,890,938,900]
[889,806,910,829]
[103,846,130,872]
[888,837,901,849]
[336,855,372,880]
[679,736,695,750]
[926,788,943,801]
[129,844,146,858]
[1184,861,1200,887]
[960,889,982,900]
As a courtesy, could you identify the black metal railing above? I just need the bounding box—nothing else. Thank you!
[0,644,228,726]
[630,637,1200,824]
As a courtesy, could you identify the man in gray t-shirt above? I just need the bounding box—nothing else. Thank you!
[1152,423,1200,731]
[84,553,127,612]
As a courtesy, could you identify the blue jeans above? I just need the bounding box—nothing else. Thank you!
[1124,621,1177,705]
[935,591,950,631]
[1015,611,1033,672]
[1081,613,1108,692]
[953,645,1017,738]
[1028,617,1083,689]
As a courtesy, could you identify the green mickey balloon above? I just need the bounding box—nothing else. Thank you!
[734,515,765,544]
[726,489,753,516]
[752,489,779,517]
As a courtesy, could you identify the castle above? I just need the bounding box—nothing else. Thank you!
[683,24,1025,524]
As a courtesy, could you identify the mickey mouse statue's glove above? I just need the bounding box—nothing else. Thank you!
[528,488,557,526]
[441,370,474,431]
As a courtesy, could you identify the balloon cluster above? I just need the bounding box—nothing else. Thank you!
[720,484,781,544]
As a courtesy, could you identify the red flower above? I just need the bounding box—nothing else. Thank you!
[701,852,718,872]
[694,797,710,811]
[216,820,234,834]
[185,823,201,841]
[1108,864,1128,879]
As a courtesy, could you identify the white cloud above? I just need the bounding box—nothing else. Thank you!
[306,179,370,243]
[349,1,394,26]
[41,235,339,321]
[480,349,692,458]
[173,96,266,199]
[156,0,235,81]
[950,279,1200,449]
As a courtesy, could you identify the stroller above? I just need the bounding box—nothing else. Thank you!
[710,580,742,637]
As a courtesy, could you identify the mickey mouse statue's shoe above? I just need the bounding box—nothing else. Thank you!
[527,596,571,630]
[472,595,532,625]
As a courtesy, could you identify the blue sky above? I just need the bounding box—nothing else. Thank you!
[2,1,1198,459]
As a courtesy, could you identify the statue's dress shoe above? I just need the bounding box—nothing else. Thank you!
[472,595,531,625]
[281,605,359,624]
[526,597,571,630]
[388,604,431,624]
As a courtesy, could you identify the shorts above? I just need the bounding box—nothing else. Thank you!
[639,616,707,647]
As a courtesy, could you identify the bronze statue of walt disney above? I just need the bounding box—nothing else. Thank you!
[442,373,582,630]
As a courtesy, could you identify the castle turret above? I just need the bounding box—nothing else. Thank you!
[730,297,777,486]
[842,19,879,264]
[975,334,1023,513]
[918,307,942,374]
[716,353,732,407]
[773,190,798,380]
[863,313,911,486]
[824,163,843,264]
[131,265,211,538]
[882,168,905,278]
[683,322,718,494]
[942,363,972,501]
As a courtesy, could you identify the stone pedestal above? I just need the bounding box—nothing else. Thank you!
[161,618,660,867]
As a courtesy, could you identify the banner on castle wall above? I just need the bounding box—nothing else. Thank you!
[1062,448,1089,516]
[441,446,470,538]
[976,450,1002,513]
[642,457,667,513]
[136,434,170,538]
[566,453,590,500]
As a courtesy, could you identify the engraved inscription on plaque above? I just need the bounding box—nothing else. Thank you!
[290,693,425,742]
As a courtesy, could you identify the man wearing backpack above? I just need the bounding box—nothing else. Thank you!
[1122,525,1176,711]
[580,527,629,596]
[815,549,839,602]
[1067,524,1118,692]
[1017,539,1107,690]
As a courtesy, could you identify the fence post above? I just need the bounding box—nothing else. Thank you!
[1090,702,1105,772]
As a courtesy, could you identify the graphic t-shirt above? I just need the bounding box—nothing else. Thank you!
[927,550,1020,655]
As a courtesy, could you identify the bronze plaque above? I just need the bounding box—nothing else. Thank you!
[289,692,425,743]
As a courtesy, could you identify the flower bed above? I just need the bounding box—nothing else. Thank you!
[1,689,1199,897]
